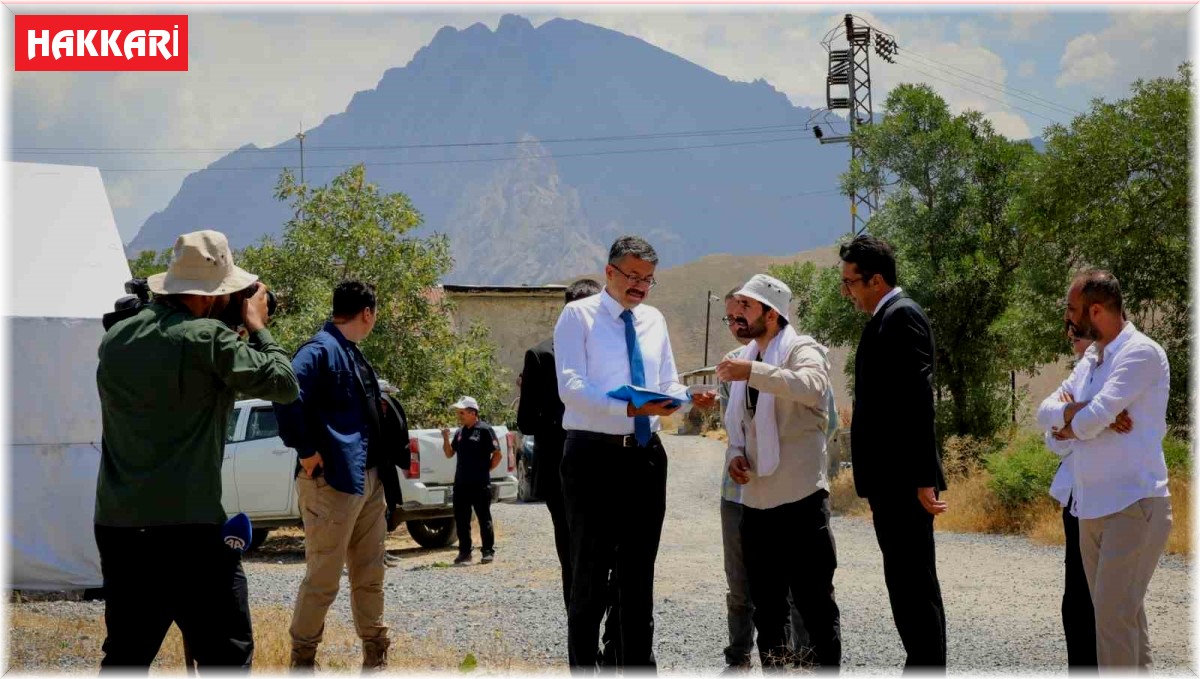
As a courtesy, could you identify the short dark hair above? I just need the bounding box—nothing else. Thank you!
[566,278,602,304]
[839,234,897,287]
[608,236,658,266]
[1074,269,1123,315]
[759,300,789,328]
[332,280,377,319]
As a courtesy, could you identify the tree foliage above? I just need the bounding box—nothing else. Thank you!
[129,164,512,428]
[776,65,1192,438]
[1010,64,1192,431]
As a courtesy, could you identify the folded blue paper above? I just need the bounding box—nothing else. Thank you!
[606,384,687,409]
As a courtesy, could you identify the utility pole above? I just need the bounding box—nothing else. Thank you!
[704,289,713,367]
[816,14,897,237]
[296,124,307,186]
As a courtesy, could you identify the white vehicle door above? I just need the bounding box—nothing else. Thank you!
[234,404,295,518]
[221,407,244,515]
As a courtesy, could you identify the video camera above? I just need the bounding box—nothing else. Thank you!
[103,278,276,331]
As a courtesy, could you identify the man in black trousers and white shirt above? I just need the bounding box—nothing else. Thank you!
[840,235,948,672]
[554,235,715,673]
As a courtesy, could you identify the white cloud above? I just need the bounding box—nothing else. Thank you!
[1057,34,1117,87]
[983,111,1033,140]
[1055,11,1188,90]
[1005,10,1051,41]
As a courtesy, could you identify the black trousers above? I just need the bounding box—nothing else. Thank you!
[743,490,841,669]
[454,482,495,555]
[868,493,947,672]
[1062,503,1097,670]
[541,433,575,608]
[562,432,668,673]
[94,523,253,671]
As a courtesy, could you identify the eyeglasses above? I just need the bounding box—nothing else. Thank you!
[840,276,864,291]
[611,264,657,288]
[720,315,738,325]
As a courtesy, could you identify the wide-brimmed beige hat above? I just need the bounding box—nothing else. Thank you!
[147,230,258,296]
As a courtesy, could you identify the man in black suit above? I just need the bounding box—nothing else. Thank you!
[840,235,948,672]
[518,278,602,607]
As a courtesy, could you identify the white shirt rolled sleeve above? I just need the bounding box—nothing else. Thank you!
[1071,342,1165,441]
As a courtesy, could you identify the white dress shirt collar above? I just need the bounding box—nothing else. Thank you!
[873,286,904,317]
[1097,321,1136,365]
[599,287,629,321]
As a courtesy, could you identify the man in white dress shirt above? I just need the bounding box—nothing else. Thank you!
[553,235,715,672]
[1042,270,1172,670]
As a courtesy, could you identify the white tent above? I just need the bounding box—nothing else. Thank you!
[9,162,131,590]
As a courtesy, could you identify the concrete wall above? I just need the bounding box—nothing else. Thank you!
[445,289,565,402]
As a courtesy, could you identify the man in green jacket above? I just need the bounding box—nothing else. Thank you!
[94,230,299,670]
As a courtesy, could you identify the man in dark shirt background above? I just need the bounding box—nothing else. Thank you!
[441,396,502,565]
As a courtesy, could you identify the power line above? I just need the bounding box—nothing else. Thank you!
[89,133,820,173]
[893,56,1065,125]
[11,122,817,154]
[901,48,1081,116]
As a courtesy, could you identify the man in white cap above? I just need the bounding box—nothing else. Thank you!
[716,273,840,670]
[442,396,502,564]
[95,230,299,669]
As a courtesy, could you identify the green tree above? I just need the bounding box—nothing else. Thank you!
[238,164,512,428]
[128,247,172,279]
[776,84,1041,440]
[1010,64,1192,432]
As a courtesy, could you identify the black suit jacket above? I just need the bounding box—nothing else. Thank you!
[517,338,566,498]
[851,292,947,499]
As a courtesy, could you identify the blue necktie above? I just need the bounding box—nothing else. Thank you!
[620,309,652,447]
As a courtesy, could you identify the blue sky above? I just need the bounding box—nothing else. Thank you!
[7,6,1192,243]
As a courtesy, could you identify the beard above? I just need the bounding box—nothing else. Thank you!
[734,315,767,339]
[1067,316,1100,341]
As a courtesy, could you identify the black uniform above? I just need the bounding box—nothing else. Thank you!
[451,421,499,557]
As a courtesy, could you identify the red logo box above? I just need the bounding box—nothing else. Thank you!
[15,15,188,71]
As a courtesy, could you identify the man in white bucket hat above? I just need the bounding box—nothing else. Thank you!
[95,229,299,669]
[715,273,840,670]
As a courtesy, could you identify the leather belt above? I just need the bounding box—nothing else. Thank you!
[566,430,660,449]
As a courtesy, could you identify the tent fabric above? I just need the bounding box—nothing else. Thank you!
[11,162,129,319]
[8,162,129,590]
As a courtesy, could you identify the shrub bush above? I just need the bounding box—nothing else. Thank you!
[985,433,1060,508]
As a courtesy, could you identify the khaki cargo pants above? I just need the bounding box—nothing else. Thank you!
[290,467,389,651]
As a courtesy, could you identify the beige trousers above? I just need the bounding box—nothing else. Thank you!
[290,467,389,650]
[1079,496,1172,671]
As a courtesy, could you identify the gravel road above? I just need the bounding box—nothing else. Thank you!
[10,433,1192,674]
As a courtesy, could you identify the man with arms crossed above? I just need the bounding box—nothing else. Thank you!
[1045,270,1171,671]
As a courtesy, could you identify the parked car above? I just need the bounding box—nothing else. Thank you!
[222,399,520,551]
[516,434,537,502]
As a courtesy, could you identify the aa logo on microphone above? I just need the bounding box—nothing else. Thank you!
[224,535,247,552]
[15,15,188,71]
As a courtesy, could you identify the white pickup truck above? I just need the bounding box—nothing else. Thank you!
[222,398,520,551]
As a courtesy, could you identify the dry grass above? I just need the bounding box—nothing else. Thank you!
[1025,476,1191,556]
[828,471,869,517]
[8,604,537,673]
[704,428,729,443]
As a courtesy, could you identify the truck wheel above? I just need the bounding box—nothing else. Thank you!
[517,458,534,502]
[406,518,458,549]
[247,528,271,553]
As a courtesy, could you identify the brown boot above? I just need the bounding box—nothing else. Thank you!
[362,637,390,672]
[290,646,317,673]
